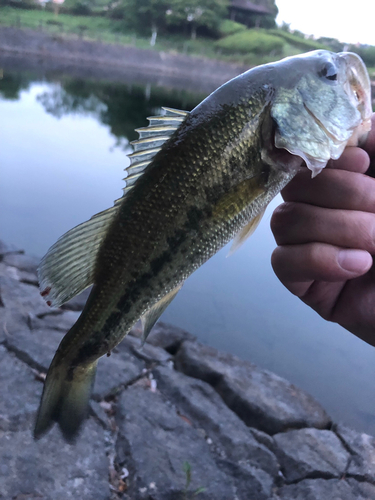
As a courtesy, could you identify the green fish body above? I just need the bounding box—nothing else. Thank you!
[34,50,372,441]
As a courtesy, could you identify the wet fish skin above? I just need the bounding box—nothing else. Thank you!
[34,51,372,441]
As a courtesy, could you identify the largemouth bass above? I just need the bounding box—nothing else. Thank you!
[34,50,372,441]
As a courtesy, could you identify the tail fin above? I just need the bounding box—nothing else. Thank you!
[34,356,97,443]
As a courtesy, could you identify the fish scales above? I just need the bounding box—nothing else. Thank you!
[34,51,372,441]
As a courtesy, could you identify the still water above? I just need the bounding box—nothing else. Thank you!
[1,68,375,435]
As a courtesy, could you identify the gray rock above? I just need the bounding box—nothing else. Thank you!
[115,385,276,499]
[139,321,196,353]
[0,346,41,431]
[0,420,110,500]
[4,327,64,371]
[274,478,369,500]
[115,385,236,500]
[29,309,81,332]
[153,364,279,477]
[273,428,350,482]
[61,286,91,311]
[335,424,375,482]
[124,334,172,363]
[2,252,40,274]
[0,275,50,317]
[0,239,22,256]
[93,337,146,400]
[346,478,375,499]
[175,341,331,434]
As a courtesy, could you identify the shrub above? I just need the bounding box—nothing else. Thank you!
[215,29,284,56]
[267,29,329,51]
[218,19,246,37]
[349,45,375,67]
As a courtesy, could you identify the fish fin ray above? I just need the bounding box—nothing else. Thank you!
[34,354,97,443]
[123,108,189,197]
[228,209,266,257]
[140,284,183,345]
[38,206,118,307]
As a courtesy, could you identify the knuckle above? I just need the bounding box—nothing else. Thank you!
[270,202,300,235]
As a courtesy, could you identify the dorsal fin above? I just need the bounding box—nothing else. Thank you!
[123,107,188,197]
[39,107,189,308]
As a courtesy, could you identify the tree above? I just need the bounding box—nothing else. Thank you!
[166,0,228,39]
[122,0,171,45]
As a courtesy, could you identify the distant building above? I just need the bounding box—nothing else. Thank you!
[229,0,274,27]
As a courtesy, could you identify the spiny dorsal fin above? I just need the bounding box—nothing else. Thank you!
[228,208,266,257]
[123,107,188,197]
[140,283,183,345]
[38,108,189,308]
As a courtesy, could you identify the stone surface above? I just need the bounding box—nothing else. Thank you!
[336,424,375,482]
[274,478,371,500]
[61,286,91,311]
[141,321,196,353]
[0,275,50,317]
[0,420,110,500]
[0,242,374,500]
[28,309,81,332]
[0,238,22,256]
[115,385,273,500]
[153,364,279,477]
[2,252,40,274]
[0,346,41,431]
[175,340,331,434]
[273,428,350,482]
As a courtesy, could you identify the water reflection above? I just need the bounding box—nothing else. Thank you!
[1,67,375,435]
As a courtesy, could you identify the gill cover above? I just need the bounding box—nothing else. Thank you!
[270,51,372,177]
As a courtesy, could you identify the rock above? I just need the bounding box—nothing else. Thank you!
[140,321,196,353]
[0,345,41,431]
[61,287,91,311]
[0,275,50,317]
[115,385,272,500]
[28,309,81,332]
[0,420,110,500]
[2,252,40,274]
[274,478,370,500]
[4,327,64,372]
[153,364,279,477]
[346,478,375,499]
[273,428,350,483]
[0,239,22,256]
[0,345,110,500]
[335,424,375,482]
[124,334,172,363]
[175,341,331,434]
[93,337,146,400]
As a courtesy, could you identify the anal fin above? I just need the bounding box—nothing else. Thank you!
[140,284,183,345]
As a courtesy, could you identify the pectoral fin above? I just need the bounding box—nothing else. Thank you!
[140,284,183,345]
[228,209,266,256]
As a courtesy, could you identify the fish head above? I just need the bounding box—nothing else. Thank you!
[270,50,372,177]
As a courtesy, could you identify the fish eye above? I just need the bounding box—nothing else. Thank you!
[318,62,337,81]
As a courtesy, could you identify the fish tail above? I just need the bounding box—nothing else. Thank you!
[34,355,97,443]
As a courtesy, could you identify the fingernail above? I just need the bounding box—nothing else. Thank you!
[337,249,371,273]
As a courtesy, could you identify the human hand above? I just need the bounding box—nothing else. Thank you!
[271,114,375,346]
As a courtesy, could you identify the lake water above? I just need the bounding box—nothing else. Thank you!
[1,65,375,435]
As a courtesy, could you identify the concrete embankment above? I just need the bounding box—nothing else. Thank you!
[1,239,375,499]
[0,26,247,94]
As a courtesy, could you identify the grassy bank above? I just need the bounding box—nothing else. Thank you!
[0,5,310,67]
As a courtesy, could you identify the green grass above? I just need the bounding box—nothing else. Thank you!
[0,5,307,66]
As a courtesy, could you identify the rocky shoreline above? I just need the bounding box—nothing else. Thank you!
[1,239,375,499]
